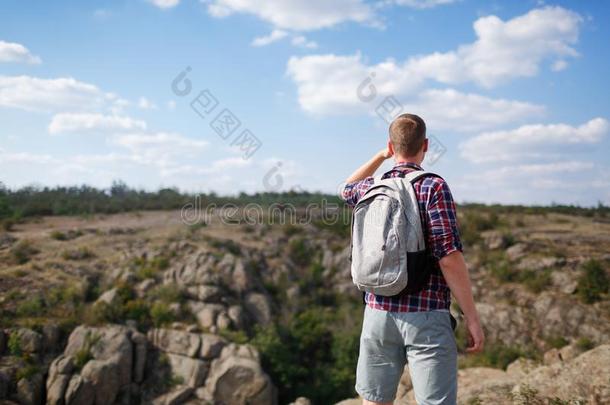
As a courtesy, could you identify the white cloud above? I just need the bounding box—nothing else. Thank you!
[404,88,545,132]
[251,29,288,47]
[0,75,107,112]
[392,0,457,8]
[48,113,147,135]
[110,132,209,165]
[291,35,318,49]
[460,118,609,163]
[147,0,180,9]
[137,96,158,110]
[167,100,177,110]
[286,54,542,130]
[286,6,583,113]
[0,40,41,64]
[408,6,582,87]
[205,0,374,31]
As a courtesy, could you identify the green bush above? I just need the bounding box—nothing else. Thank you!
[519,269,552,293]
[575,337,595,352]
[15,364,40,381]
[10,240,38,264]
[16,295,45,317]
[577,260,609,304]
[288,238,313,267]
[545,335,569,350]
[251,306,360,404]
[61,246,95,261]
[8,332,22,357]
[150,302,175,327]
[74,332,101,371]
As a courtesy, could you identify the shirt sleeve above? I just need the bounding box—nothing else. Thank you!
[426,178,463,260]
[340,176,375,207]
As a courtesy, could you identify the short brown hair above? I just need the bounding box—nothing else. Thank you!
[389,113,426,156]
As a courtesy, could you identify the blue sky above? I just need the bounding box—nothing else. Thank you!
[0,0,609,205]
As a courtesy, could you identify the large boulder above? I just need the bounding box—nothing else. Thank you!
[244,293,272,326]
[46,325,143,405]
[513,344,610,402]
[198,344,276,405]
[148,329,201,358]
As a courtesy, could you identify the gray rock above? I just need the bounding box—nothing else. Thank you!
[216,312,232,330]
[46,374,70,405]
[81,359,120,405]
[200,343,275,405]
[166,353,209,388]
[289,397,311,405]
[148,329,201,358]
[0,329,5,355]
[199,334,227,360]
[191,303,225,329]
[42,324,61,353]
[13,328,43,353]
[152,385,194,405]
[135,278,156,298]
[186,285,222,302]
[95,288,119,305]
[244,293,272,325]
[506,243,528,261]
[16,372,44,405]
[131,331,147,384]
[227,305,246,330]
[64,375,94,405]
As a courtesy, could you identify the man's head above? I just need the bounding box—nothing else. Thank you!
[388,113,428,162]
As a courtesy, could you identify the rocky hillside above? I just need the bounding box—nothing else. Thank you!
[0,207,608,404]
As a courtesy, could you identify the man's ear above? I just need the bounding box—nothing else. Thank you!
[388,140,395,155]
[423,138,429,153]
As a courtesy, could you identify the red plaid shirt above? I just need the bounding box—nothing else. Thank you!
[341,162,462,312]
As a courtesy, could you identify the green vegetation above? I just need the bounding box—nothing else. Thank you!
[251,305,360,404]
[61,246,95,261]
[74,332,101,371]
[575,337,595,352]
[15,364,40,381]
[576,259,609,304]
[459,211,503,245]
[10,240,38,264]
[288,238,313,267]
[208,237,242,256]
[8,332,22,357]
[16,295,44,317]
[132,255,171,280]
[481,251,553,293]
[150,302,176,327]
[544,335,569,350]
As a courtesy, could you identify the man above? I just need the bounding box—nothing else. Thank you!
[341,113,484,405]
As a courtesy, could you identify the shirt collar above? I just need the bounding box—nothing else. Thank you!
[393,161,423,171]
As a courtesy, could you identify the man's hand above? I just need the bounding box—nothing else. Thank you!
[379,147,394,160]
[465,316,485,353]
[345,145,393,183]
[438,251,485,354]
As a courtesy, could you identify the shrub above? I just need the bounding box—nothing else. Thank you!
[8,332,22,356]
[288,238,313,267]
[577,260,609,304]
[575,337,595,352]
[16,364,40,381]
[74,332,101,371]
[10,240,38,264]
[519,269,552,293]
[61,246,95,261]
[150,302,175,327]
[545,335,569,350]
[16,295,45,317]
[149,284,183,304]
[208,238,241,256]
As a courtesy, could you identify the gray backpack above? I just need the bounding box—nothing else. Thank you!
[350,170,436,296]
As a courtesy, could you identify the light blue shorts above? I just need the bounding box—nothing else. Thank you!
[356,306,457,404]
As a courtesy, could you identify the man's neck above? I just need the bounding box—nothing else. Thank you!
[394,156,423,166]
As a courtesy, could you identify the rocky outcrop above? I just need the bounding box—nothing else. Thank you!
[197,344,276,405]
[46,325,146,405]
[339,344,610,405]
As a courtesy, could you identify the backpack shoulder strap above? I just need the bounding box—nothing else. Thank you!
[402,170,442,184]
